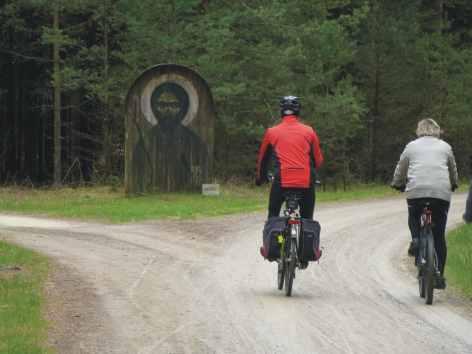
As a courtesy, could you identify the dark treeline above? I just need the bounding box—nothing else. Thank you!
[1,0,472,187]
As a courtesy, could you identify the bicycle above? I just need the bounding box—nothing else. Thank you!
[277,190,304,297]
[416,202,440,305]
[392,185,441,305]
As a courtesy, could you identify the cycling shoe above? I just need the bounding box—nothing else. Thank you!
[463,213,472,224]
[299,261,309,269]
[408,239,419,257]
[434,275,447,290]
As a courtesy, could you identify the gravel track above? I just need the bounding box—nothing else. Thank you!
[1,195,471,354]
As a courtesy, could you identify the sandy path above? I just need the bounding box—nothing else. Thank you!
[1,195,471,354]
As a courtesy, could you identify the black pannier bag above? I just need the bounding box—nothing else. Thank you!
[262,217,287,261]
[299,219,321,262]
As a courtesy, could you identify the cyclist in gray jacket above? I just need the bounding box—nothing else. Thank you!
[391,118,458,289]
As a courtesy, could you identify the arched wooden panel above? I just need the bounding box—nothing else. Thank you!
[125,64,215,194]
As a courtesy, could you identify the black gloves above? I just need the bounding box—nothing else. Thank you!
[452,184,458,192]
[256,173,274,186]
[391,184,406,192]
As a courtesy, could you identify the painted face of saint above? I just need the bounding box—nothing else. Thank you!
[151,82,190,131]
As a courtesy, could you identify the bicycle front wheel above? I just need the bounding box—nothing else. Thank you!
[284,241,297,297]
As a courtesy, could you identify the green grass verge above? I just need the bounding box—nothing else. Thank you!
[0,184,398,223]
[0,240,50,354]
[446,223,472,299]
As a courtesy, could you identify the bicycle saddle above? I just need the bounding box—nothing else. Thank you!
[422,202,432,210]
[284,191,303,211]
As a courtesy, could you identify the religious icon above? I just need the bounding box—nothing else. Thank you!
[126,65,215,194]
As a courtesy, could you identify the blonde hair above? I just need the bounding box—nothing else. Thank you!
[416,118,441,138]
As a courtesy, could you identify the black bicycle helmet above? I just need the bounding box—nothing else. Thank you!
[280,95,301,116]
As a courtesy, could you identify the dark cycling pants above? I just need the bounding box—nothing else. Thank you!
[464,181,472,223]
[268,183,315,219]
[407,198,450,276]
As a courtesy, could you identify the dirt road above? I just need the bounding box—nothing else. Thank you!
[1,195,471,354]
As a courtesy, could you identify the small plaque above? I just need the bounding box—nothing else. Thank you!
[202,184,220,196]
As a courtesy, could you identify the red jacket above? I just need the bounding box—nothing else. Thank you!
[256,115,324,188]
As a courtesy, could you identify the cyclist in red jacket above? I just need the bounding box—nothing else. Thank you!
[256,96,324,220]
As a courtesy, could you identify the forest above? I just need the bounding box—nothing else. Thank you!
[1,0,472,187]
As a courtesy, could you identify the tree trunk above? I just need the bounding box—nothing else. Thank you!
[53,4,62,186]
[368,53,381,182]
[423,0,444,32]
[433,0,444,32]
[13,61,19,180]
[102,13,113,177]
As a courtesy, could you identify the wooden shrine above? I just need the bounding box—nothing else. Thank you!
[125,64,215,194]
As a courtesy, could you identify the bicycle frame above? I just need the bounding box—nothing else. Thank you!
[417,203,439,305]
[421,206,432,229]
[276,192,303,296]
[417,205,433,266]
[283,195,301,261]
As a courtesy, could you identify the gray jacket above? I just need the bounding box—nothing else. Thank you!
[392,136,459,202]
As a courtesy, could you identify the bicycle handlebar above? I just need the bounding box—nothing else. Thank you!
[266,173,321,186]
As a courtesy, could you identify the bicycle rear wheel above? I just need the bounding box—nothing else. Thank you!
[418,268,425,298]
[285,241,297,297]
[418,238,426,298]
[424,232,435,305]
[277,259,284,290]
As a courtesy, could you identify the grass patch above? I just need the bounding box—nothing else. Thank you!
[0,184,397,223]
[0,186,266,222]
[446,223,472,299]
[0,240,50,354]
[317,183,397,202]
